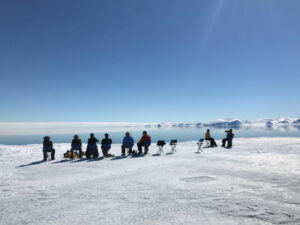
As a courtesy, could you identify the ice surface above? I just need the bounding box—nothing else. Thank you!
[1,137,300,225]
[1,117,299,136]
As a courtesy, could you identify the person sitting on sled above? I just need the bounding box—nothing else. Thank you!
[137,131,151,154]
[71,135,82,158]
[222,129,234,148]
[205,129,218,147]
[101,133,113,157]
[86,133,99,158]
[121,132,134,156]
[43,136,55,161]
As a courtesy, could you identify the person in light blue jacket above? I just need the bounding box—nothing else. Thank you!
[121,132,134,156]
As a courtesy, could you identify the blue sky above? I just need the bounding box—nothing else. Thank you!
[0,0,299,122]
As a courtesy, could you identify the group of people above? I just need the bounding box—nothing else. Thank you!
[42,129,234,161]
[204,129,235,148]
[42,131,152,161]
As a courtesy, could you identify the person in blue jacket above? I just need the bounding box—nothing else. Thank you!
[121,132,134,156]
[71,135,82,158]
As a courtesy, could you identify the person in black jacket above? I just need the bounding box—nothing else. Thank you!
[101,133,113,157]
[222,129,235,148]
[86,133,99,158]
[43,136,55,161]
[71,135,82,158]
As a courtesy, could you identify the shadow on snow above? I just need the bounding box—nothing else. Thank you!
[17,160,45,168]
[111,155,128,160]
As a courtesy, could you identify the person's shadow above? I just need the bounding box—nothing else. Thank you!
[51,159,69,164]
[69,158,89,163]
[131,154,146,158]
[87,157,104,162]
[166,152,174,155]
[17,160,44,168]
[111,155,127,160]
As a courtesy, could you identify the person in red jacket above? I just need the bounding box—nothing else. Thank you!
[137,131,151,154]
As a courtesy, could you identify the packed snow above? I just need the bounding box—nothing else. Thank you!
[1,137,300,225]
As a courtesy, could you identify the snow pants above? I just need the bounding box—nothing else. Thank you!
[121,145,133,155]
[86,146,99,158]
[43,149,55,161]
[222,138,232,147]
[205,138,217,147]
[101,146,111,157]
[137,143,149,154]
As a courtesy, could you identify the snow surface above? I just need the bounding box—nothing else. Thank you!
[1,137,300,225]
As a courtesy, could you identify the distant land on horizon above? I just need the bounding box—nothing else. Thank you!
[0,117,299,136]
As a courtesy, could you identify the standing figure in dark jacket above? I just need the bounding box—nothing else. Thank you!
[86,133,99,158]
[101,133,113,157]
[121,132,134,156]
[137,131,151,154]
[222,129,234,148]
[71,135,82,158]
[43,136,55,161]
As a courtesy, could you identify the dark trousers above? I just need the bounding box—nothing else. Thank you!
[121,145,133,155]
[205,138,217,147]
[222,138,232,147]
[43,149,55,161]
[101,146,111,157]
[137,143,149,154]
[71,148,82,158]
[86,147,99,158]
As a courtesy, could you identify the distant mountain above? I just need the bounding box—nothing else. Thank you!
[150,117,300,129]
[293,119,300,126]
